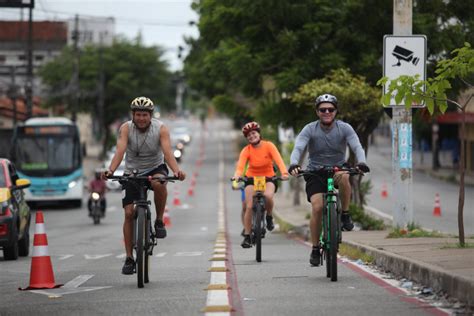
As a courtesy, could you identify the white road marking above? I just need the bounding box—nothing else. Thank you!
[175,251,203,257]
[201,226,208,231]
[155,252,167,257]
[84,254,113,260]
[28,275,112,298]
[57,254,74,260]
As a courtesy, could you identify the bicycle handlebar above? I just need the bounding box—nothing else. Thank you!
[107,174,179,183]
[230,176,288,182]
[297,166,364,177]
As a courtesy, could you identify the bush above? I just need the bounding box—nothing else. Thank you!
[349,203,385,230]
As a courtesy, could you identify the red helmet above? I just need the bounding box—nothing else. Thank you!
[242,121,261,137]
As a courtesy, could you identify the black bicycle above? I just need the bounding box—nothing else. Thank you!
[298,166,363,281]
[233,176,286,262]
[108,171,178,288]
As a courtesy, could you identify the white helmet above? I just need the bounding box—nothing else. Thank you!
[130,96,154,112]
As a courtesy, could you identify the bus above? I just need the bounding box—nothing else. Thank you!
[11,117,84,207]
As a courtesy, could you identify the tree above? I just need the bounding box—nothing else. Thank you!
[39,38,174,154]
[378,42,473,246]
[291,69,383,206]
[185,0,472,129]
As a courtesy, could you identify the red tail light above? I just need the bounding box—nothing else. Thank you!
[0,224,8,236]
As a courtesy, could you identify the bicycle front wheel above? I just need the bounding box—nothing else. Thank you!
[144,214,150,284]
[328,202,338,281]
[136,207,146,288]
[254,205,263,262]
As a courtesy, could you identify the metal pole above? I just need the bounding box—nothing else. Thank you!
[392,0,413,227]
[71,14,80,121]
[10,66,17,127]
[25,2,34,119]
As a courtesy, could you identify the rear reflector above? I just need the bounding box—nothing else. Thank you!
[0,224,8,236]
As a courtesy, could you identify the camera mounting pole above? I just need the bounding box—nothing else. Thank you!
[391,0,414,228]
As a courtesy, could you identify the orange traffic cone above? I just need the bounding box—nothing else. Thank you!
[433,193,442,217]
[381,182,388,198]
[19,211,62,290]
[172,187,181,206]
[163,207,171,227]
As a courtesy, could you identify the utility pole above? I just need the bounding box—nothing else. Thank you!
[97,32,106,156]
[8,67,18,127]
[25,0,34,119]
[392,0,413,227]
[70,14,80,122]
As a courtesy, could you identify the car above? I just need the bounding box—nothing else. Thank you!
[0,158,32,260]
[171,126,192,145]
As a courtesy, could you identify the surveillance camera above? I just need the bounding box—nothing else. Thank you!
[392,45,419,66]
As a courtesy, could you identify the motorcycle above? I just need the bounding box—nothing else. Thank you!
[174,144,183,163]
[88,192,106,225]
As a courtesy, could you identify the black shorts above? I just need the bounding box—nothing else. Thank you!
[122,164,169,207]
[304,173,329,202]
[244,177,279,193]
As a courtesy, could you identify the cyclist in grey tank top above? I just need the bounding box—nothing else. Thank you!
[288,94,370,267]
[104,96,186,275]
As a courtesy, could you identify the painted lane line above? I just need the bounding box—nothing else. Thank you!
[64,275,93,288]
[84,254,113,260]
[57,254,74,260]
[29,275,112,298]
[175,251,203,256]
[203,140,232,315]
[155,252,167,258]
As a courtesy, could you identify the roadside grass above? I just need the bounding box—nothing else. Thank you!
[339,243,375,264]
[387,223,445,238]
[274,216,294,233]
[350,204,385,230]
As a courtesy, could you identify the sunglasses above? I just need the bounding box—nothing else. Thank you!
[318,107,336,113]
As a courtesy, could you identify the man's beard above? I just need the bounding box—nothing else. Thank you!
[133,120,151,132]
[320,118,335,127]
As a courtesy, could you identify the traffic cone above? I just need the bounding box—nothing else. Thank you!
[433,193,442,217]
[172,187,181,206]
[19,212,62,290]
[381,182,388,198]
[188,186,194,196]
[163,206,171,227]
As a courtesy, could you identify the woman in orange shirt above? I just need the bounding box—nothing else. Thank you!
[233,121,289,248]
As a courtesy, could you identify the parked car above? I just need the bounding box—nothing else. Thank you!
[0,158,32,260]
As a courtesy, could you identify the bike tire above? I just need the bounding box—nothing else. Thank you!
[136,207,146,288]
[254,205,263,262]
[144,214,150,284]
[329,202,338,281]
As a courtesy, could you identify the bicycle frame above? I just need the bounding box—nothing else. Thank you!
[108,172,177,288]
[233,176,284,262]
[299,166,362,281]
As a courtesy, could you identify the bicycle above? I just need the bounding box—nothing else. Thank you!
[107,171,178,288]
[232,176,286,262]
[298,166,363,281]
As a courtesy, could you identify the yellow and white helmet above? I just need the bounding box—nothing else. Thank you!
[130,96,154,112]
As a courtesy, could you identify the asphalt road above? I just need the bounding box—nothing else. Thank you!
[0,118,447,315]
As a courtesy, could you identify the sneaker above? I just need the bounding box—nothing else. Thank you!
[266,215,274,231]
[154,219,167,238]
[341,212,354,231]
[310,246,321,266]
[241,234,252,248]
[122,257,135,275]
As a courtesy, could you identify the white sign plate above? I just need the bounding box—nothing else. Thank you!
[383,35,427,107]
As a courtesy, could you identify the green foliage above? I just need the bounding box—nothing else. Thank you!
[39,39,174,127]
[185,0,472,127]
[349,203,385,231]
[387,224,444,238]
[338,243,374,264]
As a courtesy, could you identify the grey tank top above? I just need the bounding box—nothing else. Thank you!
[125,118,164,173]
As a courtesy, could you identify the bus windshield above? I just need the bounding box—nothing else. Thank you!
[14,135,81,177]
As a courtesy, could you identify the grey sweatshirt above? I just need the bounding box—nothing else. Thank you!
[290,120,366,169]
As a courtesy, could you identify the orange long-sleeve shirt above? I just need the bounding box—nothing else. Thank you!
[235,141,289,177]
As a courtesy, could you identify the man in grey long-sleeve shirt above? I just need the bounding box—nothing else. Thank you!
[288,93,370,267]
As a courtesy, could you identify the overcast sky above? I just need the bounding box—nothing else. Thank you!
[0,0,199,71]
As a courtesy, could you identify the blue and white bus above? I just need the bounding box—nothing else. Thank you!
[11,117,84,207]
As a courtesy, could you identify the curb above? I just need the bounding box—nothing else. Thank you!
[343,239,474,309]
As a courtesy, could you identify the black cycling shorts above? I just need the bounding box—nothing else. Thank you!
[303,171,344,202]
[122,164,169,207]
[244,177,279,194]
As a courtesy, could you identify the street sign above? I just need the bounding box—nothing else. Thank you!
[383,35,427,107]
[0,0,34,8]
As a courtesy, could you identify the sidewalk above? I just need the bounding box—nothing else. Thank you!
[272,191,474,311]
